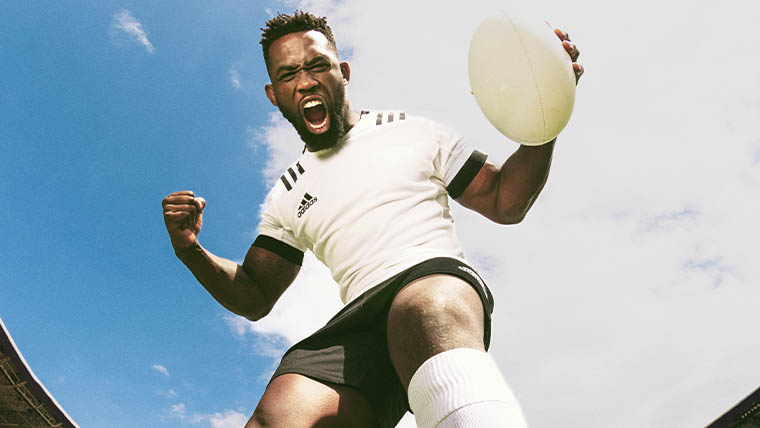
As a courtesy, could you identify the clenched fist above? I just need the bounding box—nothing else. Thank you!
[162,190,207,251]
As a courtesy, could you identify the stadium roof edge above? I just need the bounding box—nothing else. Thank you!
[0,316,80,428]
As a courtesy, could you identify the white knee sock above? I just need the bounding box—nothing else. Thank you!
[407,348,528,428]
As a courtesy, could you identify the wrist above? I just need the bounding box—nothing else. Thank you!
[173,239,200,258]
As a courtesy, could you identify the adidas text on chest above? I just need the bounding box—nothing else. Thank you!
[297,193,318,218]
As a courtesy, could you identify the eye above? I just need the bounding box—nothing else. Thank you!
[310,62,330,72]
[279,72,296,82]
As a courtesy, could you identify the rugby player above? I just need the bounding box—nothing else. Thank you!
[162,10,583,428]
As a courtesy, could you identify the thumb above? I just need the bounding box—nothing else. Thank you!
[195,197,207,212]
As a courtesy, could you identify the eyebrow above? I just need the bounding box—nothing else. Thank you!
[276,55,330,76]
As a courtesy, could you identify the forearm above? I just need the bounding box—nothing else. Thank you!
[175,241,272,320]
[496,139,555,223]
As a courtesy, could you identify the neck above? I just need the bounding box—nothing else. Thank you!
[344,105,362,130]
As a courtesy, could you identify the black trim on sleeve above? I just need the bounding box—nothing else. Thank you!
[446,150,488,199]
[252,235,304,266]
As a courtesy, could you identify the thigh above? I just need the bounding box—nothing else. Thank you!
[246,373,376,428]
[386,274,487,389]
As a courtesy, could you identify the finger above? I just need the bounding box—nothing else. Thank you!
[163,204,197,213]
[163,211,191,224]
[162,195,196,207]
[189,198,198,227]
[573,63,584,82]
[553,28,569,41]
[164,211,195,231]
[164,210,191,218]
[563,41,580,62]
[194,197,206,211]
[167,190,194,198]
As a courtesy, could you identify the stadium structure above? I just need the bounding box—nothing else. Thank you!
[0,317,79,428]
[707,386,760,428]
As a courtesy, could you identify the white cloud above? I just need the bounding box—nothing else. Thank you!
[169,402,187,419]
[229,68,242,90]
[152,364,170,377]
[111,9,155,53]
[156,388,178,399]
[248,1,760,427]
[248,113,305,186]
[224,252,343,349]
[168,402,249,428]
[208,410,249,428]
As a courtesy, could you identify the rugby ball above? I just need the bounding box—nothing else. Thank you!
[468,11,576,145]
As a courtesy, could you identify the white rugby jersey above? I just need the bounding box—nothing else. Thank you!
[255,111,487,304]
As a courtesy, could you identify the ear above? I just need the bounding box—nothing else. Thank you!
[264,83,278,107]
[340,62,351,85]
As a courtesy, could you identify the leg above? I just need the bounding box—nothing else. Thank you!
[387,274,527,428]
[246,373,375,428]
[387,274,486,389]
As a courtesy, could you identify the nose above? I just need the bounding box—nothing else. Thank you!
[296,71,318,93]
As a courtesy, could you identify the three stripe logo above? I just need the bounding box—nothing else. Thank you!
[297,192,318,218]
[280,161,305,191]
[375,111,406,126]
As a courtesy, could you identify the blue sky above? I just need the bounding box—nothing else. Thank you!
[2,1,760,427]
[1,2,281,426]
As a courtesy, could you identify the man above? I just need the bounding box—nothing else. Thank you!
[162,11,583,428]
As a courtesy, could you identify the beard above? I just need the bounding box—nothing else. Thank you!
[279,84,347,152]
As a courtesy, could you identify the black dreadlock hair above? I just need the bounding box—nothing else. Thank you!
[260,11,338,71]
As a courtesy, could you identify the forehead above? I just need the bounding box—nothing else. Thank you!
[267,30,337,69]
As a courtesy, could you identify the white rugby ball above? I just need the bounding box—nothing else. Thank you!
[468,11,576,145]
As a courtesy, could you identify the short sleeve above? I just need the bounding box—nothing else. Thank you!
[251,235,304,265]
[430,120,488,199]
[257,188,308,253]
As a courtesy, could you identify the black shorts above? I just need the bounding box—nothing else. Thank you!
[269,257,495,428]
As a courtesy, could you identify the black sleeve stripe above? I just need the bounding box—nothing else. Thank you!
[446,150,488,199]
[252,235,304,266]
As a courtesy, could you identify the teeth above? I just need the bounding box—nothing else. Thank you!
[311,118,327,129]
[303,99,327,130]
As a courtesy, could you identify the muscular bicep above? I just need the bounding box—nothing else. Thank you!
[239,241,302,319]
[454,161,508,224]
[455,143,553,225]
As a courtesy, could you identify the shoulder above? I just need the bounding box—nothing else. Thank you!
[273,159,308,193]
[359,110,449,142]
[360,110,440,131]
[261,157,308,208]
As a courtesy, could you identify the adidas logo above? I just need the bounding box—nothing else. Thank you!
[297,193,318,218]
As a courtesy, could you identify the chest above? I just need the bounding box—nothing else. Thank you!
[278,125,441,242]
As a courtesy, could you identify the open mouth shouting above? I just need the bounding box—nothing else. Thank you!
[302,97,330,134]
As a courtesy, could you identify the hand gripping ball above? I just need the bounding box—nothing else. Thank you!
[468,11,576,145]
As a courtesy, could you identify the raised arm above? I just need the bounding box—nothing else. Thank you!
[455,142,554,224]
[163,191,299,321]
[456,26,583,224]
[174,241,299,321]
